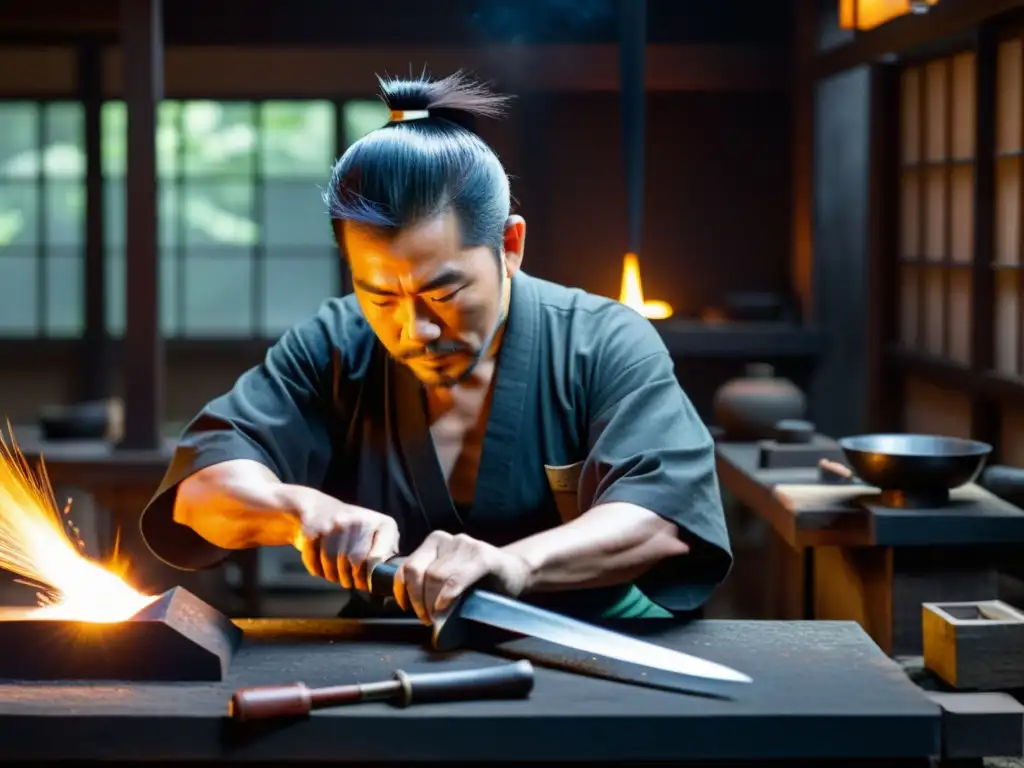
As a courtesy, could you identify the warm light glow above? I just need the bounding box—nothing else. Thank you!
[618,252,673,320]
[0,429,156,623]
[839,0,939,31]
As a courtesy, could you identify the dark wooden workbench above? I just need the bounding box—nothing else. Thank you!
[0,619,938,762]
[716,441,1024,655]
[716,444,1024,548]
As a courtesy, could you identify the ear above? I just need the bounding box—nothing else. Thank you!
[502,215,526,277]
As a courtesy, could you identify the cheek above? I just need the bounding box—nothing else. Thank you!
[450,299,494,335]
[357,302,400,340]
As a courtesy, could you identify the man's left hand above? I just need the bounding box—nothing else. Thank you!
[394,531,533,624]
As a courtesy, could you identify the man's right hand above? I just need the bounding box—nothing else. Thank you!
[290,490,400,592]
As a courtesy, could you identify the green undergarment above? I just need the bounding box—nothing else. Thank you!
[532,582,674,621]
[597,583,674,619]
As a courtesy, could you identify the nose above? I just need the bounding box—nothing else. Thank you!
[397,298,441,345]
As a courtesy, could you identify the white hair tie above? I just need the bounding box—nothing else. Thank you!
[389,109,430,122]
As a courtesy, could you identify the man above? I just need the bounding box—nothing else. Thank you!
[140,72,732,624]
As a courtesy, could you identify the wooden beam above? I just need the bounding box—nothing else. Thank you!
[76,40,111,405]
[866,63,902,432]
[814,0,1024,79]
[119,0,164,451]
[0,43,787,98]
[791,0,818,322]
[100,44,787,97]
[970,23,1004,453]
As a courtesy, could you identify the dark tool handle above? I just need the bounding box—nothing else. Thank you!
[395,660,534,706]
[980,465,1024,507]
[227,661,534,721]
[368,556,469,651]
[367,556,407,598]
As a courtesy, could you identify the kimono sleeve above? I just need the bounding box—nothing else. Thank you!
[139,311,340,571]
[579,304,733,614]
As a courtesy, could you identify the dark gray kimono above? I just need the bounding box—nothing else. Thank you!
[140,271,732,619]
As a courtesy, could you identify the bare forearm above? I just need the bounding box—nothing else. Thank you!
[174,459,305,550]
[503,502,689,593]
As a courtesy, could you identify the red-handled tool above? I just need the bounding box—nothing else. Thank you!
[228,660,534,721]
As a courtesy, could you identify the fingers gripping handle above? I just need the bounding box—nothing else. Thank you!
[396,660,535,706]
[367,557,406,598]
[367,556,467,651]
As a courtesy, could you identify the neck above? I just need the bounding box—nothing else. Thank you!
[484,320,506,362]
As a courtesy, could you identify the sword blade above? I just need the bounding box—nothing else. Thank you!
[458,590,752,688]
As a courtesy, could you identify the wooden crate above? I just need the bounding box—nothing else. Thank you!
[923,600,1024,690]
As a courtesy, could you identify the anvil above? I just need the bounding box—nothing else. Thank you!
[0,587,242,681]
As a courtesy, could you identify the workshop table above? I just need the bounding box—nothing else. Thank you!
[0,619,939,763]
[716,441,1024,655]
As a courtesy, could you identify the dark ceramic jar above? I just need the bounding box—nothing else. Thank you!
[712,363,807,442]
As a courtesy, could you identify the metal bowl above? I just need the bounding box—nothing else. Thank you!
[838,433,993,507]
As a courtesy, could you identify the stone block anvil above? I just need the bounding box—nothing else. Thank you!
[0,587,242,681]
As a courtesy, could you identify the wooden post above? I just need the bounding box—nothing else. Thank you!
[76,40,111,405]
[119,0,164,451]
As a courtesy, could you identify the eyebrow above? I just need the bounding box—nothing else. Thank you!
[354,268,468,297]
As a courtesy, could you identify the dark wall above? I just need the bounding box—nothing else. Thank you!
[514,90,792,315]
[3,0,792,47]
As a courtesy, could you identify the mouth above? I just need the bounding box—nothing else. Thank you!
[418,353,460,367]
[405,348,465,364]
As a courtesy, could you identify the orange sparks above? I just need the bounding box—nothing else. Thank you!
[0,427,156,623]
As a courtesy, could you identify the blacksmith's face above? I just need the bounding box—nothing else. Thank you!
[341,209,525,387]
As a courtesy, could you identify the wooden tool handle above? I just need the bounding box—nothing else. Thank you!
[227,661,535,721]
[395,660,535,706]
[818,458,855,484]
[367,556,407,598]
[229,681,326,721]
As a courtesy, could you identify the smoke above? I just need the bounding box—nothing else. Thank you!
[467,0,617,45]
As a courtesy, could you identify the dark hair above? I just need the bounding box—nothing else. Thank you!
[325,71,513,253]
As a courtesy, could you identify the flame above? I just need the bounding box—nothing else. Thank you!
[617,252,673,320]
[0,428,156,623]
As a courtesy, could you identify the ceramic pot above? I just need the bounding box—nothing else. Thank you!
[712,363,807,442]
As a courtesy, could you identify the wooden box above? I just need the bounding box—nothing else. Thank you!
[922,600,1024,690]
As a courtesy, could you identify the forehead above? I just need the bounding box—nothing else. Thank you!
[343,211,465,278]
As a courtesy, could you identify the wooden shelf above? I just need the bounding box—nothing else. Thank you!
[652,321,826,360]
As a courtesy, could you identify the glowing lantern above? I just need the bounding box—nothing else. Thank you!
[838,0,940,31]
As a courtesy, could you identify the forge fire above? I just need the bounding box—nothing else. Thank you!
[0,430,155,623]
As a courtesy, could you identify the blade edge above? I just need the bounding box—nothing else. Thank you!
[459,591,752,685]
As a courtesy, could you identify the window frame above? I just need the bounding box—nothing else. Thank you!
[884,12,1024,458]
[0,93,385,359]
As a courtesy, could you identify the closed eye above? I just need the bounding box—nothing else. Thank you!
[431,286,465,303]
